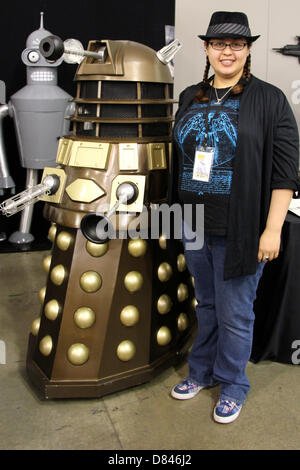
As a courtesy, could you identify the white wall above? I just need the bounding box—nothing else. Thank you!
[174,0,300,141]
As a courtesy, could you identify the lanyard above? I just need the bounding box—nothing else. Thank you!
[202,85,232,149]
[203,86,214,150]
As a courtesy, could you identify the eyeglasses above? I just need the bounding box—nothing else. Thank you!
[209,41,248,51]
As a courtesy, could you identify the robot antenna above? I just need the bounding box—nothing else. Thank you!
[40,12,44,29]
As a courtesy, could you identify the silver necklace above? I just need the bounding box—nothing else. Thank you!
[213,83,235,105]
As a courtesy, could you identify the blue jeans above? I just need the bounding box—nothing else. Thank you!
[183,231,265,405]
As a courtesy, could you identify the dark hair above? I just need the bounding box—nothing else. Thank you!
[194,53,252,103]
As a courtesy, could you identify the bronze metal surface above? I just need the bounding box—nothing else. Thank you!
[25,38,196,399]
[75,40,173,84]
[73,98,176,105]
[40,167,67,204]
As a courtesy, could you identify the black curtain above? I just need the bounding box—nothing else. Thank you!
[0,0,175,250]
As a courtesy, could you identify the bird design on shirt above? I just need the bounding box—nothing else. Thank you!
[175,106,237,167]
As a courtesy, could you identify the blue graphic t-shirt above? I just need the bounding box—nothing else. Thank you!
[174,87,240,235]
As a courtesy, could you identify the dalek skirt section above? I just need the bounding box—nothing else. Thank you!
[26,40,197,399]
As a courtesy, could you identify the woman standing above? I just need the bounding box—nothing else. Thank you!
[169,11,299,423]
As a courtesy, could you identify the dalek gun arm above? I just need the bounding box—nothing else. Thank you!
[0,174,60,217]
[0,104,15,196]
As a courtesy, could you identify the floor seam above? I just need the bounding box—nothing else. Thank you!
[102,399,124,449]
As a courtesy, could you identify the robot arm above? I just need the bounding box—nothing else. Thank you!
[0,102,15,196]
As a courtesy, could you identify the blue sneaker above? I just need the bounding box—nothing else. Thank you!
[213,398,242,423]
[171,378,205,400]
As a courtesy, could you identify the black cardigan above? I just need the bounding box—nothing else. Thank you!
[168,75,300,280]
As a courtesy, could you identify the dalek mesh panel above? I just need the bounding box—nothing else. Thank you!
[73,80,173,139]
[26,39,196,399]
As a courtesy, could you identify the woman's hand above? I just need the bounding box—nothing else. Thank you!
[257,228,281,262]
[258,189,293,263]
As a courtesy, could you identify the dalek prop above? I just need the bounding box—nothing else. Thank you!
[1,35,197,399]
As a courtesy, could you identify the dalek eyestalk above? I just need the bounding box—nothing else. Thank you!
[40,35,107,64]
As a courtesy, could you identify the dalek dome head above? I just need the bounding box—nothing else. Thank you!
[72,39,176,140]
[75,40,173,84]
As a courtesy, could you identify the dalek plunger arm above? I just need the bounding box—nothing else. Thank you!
[0,174,60,216]
[80,182,139,244]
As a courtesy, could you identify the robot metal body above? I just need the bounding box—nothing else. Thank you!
[0,13,73,246]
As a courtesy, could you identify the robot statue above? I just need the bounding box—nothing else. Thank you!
[1,35,197,399]
[0,12,74,247]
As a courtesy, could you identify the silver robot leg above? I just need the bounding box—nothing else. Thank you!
[8,169,38,245]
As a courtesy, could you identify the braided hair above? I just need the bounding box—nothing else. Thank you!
[194,53,252,103]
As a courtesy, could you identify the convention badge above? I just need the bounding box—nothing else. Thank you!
[193,146,215,182]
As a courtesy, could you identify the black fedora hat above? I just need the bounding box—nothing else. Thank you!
[198,11,260,42]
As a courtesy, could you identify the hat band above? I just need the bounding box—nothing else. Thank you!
[206,23,251,37]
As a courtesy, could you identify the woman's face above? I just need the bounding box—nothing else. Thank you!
[205,37,250,83]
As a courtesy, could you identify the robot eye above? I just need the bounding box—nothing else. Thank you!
[27,50,40,63]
